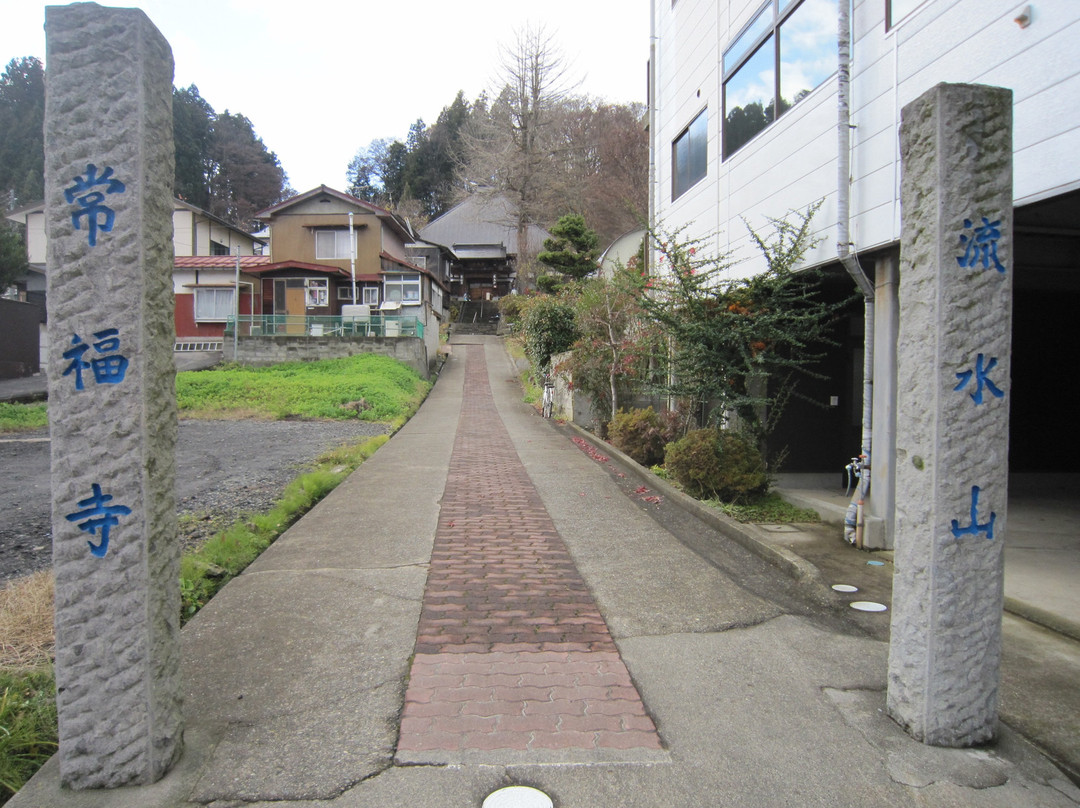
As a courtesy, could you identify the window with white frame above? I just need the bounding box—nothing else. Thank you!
[305,278,328,307]
[315,229,355,259]
[194,287,235,321]
[383,273,422,304]
[722,0,835,158]
[363,286,380,306]
[672,109,708,200]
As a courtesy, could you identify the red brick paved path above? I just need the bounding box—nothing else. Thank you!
[397,345,663,762]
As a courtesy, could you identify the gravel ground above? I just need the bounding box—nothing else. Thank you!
[0,419,390,584]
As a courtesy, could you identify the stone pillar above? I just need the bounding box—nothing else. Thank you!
[45,4,181,787]
[887,83,1013,746]
[868,253,899,549]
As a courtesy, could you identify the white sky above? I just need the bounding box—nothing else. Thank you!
[1,1,650,194]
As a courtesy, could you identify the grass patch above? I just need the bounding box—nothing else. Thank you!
[505,337,543,406]
[0,570,58,805]
[0,667,56,803]
[176,354,429,421]
[0,403,47,434]
[704,491,820,524]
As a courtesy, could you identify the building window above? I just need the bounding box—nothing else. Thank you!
[315,229,355,259]
[363,286,380,306]
[210,240,231,256]
[672,109,708,200]
[194,287,234,321]
[887,0,923,30]
[722,0,835,158]
[384,273,422,304]
[305,278,328,307]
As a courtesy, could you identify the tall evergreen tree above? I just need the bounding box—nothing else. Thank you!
[0,218,29,291]
[173,84,214,209]
[0,57,45,207]
[207,110,289,231]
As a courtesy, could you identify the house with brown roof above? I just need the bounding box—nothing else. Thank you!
[254,186,449,360]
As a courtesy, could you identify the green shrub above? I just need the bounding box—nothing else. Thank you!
[664,428,768,502]
[536,275,564,294]
[521,296,578,372]
[609,407,671,467]
[498,294,526,327]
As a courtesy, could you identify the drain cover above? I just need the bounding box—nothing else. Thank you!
[831,584,858,593]
[850,601,888,612]
[483,786,554,808]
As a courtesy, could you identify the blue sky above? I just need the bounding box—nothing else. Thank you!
[2,1,650,194]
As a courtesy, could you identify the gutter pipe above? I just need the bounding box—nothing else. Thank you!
[838,0,875,548]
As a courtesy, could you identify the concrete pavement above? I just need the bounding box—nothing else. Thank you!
[8,336,1080,807]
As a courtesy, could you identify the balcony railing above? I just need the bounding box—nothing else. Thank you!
[225,314,423,339]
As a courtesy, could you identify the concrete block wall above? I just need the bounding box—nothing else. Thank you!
[231,336,429,379]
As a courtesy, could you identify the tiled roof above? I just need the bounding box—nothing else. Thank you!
[173,256,272,268]
[241,261,353,278]
[418,192,550,257]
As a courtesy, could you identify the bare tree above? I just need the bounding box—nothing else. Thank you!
[549,100,648,245]
[459,24,578,289]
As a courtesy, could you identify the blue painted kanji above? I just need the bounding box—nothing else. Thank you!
[65,483,131,558]
[950,485,996,540]
[954,354,1004,404]
[64,164,126,247]
[957,217,1005,273]
[62,330,129,390]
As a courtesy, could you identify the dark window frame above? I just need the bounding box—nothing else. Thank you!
[721,0,833,159]
[672,108,708,200]
[886,0,922,31]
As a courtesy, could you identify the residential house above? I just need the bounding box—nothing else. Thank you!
[417,191,551,299]
[5,198,268,367]
[649,0,1080,546]
[254,186,449,363]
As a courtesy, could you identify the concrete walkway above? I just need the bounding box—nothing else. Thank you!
[9,336,1080,807]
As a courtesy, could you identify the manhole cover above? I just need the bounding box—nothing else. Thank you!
[832,584,858,593]
[483,786,554,808]
[850,601,888,612]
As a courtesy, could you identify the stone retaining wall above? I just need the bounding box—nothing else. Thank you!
[230,336,429,378]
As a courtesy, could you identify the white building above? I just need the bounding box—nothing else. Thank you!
[649,0,1080,546]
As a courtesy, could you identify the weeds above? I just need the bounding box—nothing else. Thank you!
[176,354,429,421]
[0,668,56,803]
[705,492,819,524]
[0,404,47,434]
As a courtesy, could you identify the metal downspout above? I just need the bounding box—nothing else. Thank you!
[838,0,875,548]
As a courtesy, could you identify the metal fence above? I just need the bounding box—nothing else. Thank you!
[225,314,423,339]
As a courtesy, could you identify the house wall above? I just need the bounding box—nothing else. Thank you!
[24,210,46,264]
[230,335,430,378]
[172,209,262,257]
[267,207,385,274]
[650,0,1080,277]
[172,270,260,339]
